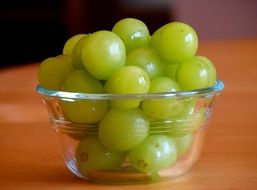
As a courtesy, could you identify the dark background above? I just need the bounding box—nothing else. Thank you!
[0,0,257,67]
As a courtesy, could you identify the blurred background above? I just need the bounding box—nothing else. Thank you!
[0,0,257,67]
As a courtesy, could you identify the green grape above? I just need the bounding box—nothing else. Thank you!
[150,22,198,64]
[71,35,89,69]
[128,135,177,174]
[56,54,72,64]
[81,30,126,80]
[61,70,107,124]
[126,48,164,79]
[142,77,184,119]
[76,136,126,175]
[112,18,150,52]
[167,108,207,137]
[104,66,150,109]
[63,34,87,55]
[163,60,179,80]
[176,98,196,118]
[149,98,196,135]
[196,56,217,86]
[176,56,217,90]
[99,108,149,151]
[173,134,193,158]
[38,56,73,90]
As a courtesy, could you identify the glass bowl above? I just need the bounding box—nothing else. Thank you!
[36,80,224,184]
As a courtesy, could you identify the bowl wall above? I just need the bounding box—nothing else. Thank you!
[37,81,224,184]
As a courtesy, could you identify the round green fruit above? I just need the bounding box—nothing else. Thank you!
[99,108,149,151]
[129,135,177,173]
[150,22,198,64]
[81,30,126,80]
[76,136,126,175]
[112,18,150,52]
[176,56,217,90]
[61,70,107,124]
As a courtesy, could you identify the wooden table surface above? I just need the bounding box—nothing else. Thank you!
[0,38,257,190]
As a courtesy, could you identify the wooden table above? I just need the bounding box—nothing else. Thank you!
[1,39,257,189]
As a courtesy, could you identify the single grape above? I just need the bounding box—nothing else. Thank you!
[71,35,89,69]
[81,30,126,80]
[38,56,73,90]
[126,48,164,79]
[142,77,184,119]
[167,108,207,137]
[104,66,150,109]
[63,34,87,55]
[176,98,196,118]
[99,108,149,151]
[196,56,217,86]
[112,18,150,52]
[128,135,177,173]
[56,54,72,64]
[149,98,195,135]
[76,136,126,176]
[176,56,217,90]
[61,70,107,124]
[150,22,198,64]
[173,134,193,158]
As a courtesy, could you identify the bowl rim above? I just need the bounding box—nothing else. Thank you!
[36,80,224,100]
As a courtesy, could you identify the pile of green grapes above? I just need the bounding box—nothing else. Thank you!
[38,18,216,179]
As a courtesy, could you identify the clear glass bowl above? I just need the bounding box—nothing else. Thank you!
[36,80,224,184]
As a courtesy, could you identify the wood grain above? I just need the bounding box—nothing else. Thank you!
[1,38,257,189]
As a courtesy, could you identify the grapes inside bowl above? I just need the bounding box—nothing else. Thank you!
[37,18,224,184]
